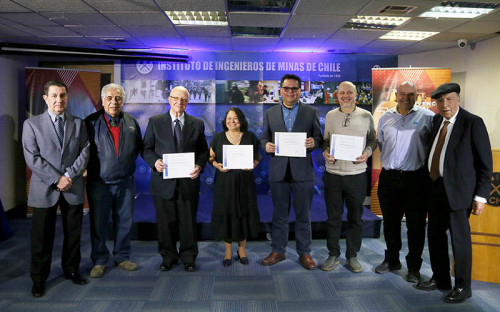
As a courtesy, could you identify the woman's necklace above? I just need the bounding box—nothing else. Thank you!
[227,131,243,143]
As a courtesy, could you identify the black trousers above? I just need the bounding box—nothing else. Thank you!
[323,172,366,259]
[30,195,83,284]
[153,182,199,265]
[377,168,429,271]
[428,178,472,289]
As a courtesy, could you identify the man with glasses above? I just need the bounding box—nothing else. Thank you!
[321,81,376,272]
[143,86,208,272]
[376,81,434,283]
[260,74,323,270]
[85,83,143,278]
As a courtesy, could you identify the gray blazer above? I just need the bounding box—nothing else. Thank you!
[22,111,90,207]
[260,102,323,182]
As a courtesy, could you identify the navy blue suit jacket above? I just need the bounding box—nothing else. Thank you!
[260,103,323,182]
[142,111,209,200]
[429,108,492,210]
[86,110,143,183]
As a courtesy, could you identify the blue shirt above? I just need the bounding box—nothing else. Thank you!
[281,102,299,132]
[377,105,434,171]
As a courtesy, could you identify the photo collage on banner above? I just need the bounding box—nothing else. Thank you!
[121,52,398,223]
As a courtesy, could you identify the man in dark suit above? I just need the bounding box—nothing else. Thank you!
[416,83,493,303]
[86,83,143,278]
[260,74,323,270]
[22,81,90,297]
[143,86,208,272]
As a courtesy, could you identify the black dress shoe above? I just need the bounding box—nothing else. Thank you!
[223,258,232,267]
[65,272,88,285]
[375,261,402,274]
[237,251,249,265]
[160,262,172,271]
[31,282,45,298]
[416,279,452,291]
[444,287,472,303]
[184,263,196,272]
[406,271,420,283]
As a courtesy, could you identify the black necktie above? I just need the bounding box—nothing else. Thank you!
[55,116,64,146]
[110,117,119,127]
[174,119,182,152]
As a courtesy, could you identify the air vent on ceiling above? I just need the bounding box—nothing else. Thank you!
[231,26,282,37]
[378,5,417,15]
[228,0,296,13]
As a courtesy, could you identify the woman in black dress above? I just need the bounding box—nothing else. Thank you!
[209,107,261,266]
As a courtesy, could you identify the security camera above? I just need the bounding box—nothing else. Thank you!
[458,39,468,48]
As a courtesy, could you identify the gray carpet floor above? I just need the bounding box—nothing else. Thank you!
[1,215,499,312]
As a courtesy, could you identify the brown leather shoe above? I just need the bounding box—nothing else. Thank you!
[299,254,317,270]
[262,252,286,266]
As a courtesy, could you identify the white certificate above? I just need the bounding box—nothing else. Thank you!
[223,145,253,169]
[275,132,307,157]
[330,134,365,162]
[163,152,195,179]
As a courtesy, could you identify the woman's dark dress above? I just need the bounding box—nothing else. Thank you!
[210,131,261,241]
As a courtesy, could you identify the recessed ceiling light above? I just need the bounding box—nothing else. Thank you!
[379,30,439,41]
[165,11,228,26]
[420,1,499,19]
[343,16,410,30]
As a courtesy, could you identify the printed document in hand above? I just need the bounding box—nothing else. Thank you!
[330,134,364,162]
[163,152,195,179]
[223,145,253,169]
[275,132,306,157]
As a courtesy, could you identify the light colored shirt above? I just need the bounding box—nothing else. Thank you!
[281,102,299,132]
[377,105,434,171]
[323,107,377,175]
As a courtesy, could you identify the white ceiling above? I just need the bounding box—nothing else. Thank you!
[0,0,499,55]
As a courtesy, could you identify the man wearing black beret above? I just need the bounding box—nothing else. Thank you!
[416,83,493,303]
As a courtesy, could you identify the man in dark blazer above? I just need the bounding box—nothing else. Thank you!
[143,86,208,272]
[416,83,493,303]
[22,81,90,297]
[260,74,323,270]
[86,83,143,278]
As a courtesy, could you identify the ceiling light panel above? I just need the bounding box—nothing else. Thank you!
[165,11,228,26]
[379,30,439,41]
[228,0,297,13]
[343,16,410,30]
[420,1,499,19]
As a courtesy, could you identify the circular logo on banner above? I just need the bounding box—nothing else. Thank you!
[489,172,500,207]
[136,61,154,75]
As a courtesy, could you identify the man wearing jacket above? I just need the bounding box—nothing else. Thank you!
[86,83,143,278]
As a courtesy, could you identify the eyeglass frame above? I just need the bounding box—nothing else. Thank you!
[281,86,301,92]
[169,96,189,103]
[343,113,351,127]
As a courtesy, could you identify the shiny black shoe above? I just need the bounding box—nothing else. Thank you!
[184,263,196,272]
[31,282,45,298]
[160,262,172,271]
[444,287,472,303]
[64,272,88,285]
[416,278,452,291]
[223,258,232,267]
[237,251,249,265]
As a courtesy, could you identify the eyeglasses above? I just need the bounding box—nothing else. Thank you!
[281,86,300,92]
[169,96,188,103]
[343,113,351,127]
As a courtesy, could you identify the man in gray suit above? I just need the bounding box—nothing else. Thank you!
[22,81,90,298]
[260,74,323,270]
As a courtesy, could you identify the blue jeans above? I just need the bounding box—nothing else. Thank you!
[88,177,135,265]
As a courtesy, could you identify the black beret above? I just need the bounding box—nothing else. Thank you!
[431,83,460,99]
